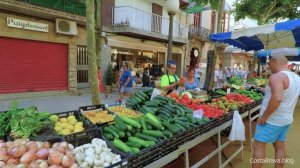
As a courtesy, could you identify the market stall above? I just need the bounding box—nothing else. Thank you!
[0,85,263,168]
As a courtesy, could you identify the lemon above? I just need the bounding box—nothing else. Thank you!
[61,123,69,128]
[66,125,74,132]
[59,118,68,123]
[68,118,78,125]
[75,122,83,127]
[49,115,59,123]
[67,115,76,121]
[61,129,71,135]
[54,126,63,132]
[74,126,84,133]
[55,122,61,127]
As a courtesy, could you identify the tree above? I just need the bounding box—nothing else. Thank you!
[190,0,225,89]
[232,0,300,25]
[86,0,100,104]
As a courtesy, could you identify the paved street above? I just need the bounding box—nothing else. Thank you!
[0,89,121,113]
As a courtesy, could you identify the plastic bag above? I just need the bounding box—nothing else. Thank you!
[193,109,204,119]
[150,88,162,100]
[228,111,245,141]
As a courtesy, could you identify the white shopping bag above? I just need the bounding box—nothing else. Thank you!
[228,111,245,141]
[150,88,162,100]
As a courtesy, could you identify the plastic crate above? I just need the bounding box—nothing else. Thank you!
[53,110,93,142]
[65,128,128,168]
[79,104,115,127]
[126,141,165,168]
[238,105,249,115]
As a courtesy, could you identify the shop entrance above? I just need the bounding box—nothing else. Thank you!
[77,46,89,88]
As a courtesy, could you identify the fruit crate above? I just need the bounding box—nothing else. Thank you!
[160,131,186,156]
[65,128,128,168]
[126,140,166,168]
[184,123,207,142]
[107,105,143,118]
[53,110,93,142]
[79,104,115,127]
[238,105,249,115]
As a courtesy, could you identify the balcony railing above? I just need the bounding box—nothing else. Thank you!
[188,25,211,41]
[112,6,188,40]
[17,0,86,16]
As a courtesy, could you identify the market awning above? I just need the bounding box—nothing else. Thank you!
[209,19,300,51]
[257,48,300,57]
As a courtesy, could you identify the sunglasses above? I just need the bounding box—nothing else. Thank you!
[169,66,176,69]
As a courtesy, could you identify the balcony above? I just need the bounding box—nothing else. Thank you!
[109,6,188,44]
[17,0,86,16]
[188,25,211,41]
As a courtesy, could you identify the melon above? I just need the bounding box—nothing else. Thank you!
[181,92,193,99]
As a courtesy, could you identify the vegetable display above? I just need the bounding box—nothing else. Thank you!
[4,102,50,139]
[234,89,263,101]
[73,138,121,168]
[0,139,78,167]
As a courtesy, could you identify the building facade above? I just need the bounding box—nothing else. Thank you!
[0,0,88,95]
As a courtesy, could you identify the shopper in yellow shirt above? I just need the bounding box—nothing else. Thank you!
[161,60,184,95]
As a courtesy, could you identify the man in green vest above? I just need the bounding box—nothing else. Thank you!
[161,60,183,95]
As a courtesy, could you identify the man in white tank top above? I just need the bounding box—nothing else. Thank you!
[252,56,300,168]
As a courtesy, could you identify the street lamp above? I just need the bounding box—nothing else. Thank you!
[165,0,179,62]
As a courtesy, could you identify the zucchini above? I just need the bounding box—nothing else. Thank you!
[142,105,153,113]
[103,127,119,139]
[130,147,140,154]
[134,132,159,142]
[128,137,150,148]
[103,133,113,140]
[126,131,132,137]
[145,140,156,147]
[163,130,173,138]
[174,120,189,129]
[110,125,126,138]
[158,110,172,117]
[140,117,147,130]
[142,130,164,138]
[113,139,131,153]
[127,124,133,131]
[126,142,142,148]
[115,116,127,131]
[146,124,152,130]
[157,114,168,121]
[145,118,164,130]
[174,123,186,132]
[121,116,141,128]
[145,113,162,125]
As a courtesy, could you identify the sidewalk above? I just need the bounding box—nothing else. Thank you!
[0,89,121,113]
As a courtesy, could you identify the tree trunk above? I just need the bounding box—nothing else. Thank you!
[206,0,225,89]
[86,0,100,104]
[249,53,258,78]
[203,50,216,90]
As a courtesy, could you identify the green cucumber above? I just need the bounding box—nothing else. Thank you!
[140,117,147,130]
[128,137,150,148]
[127,124,133,131]
[134,132,159,142]
[113,139,131,153]
[145,118,164,130]
[162,122,179,134]
[146,113,162,125]
[121,116,141,128]
[174,120,189,129]
[126,142,142,148]
[130,147,140,154]
[163,130,173,138]
[174,123,186,131]
[142,130,164,138]
[103,127,119,139]
[115,116,127,131]
[142,105,153,113]
[157,114,168,120]
[110,125,125,138]
[145,140,156,147]
[126,131,132,137]
[103,133,113,140]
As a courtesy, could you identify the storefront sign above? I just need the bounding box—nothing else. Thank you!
[7,17,49,32]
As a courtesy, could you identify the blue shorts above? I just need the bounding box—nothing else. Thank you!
[120,86,133,93]
[254,123,291,143]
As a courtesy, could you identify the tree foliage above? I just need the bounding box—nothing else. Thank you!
[189,0,223,11]
[232,0,300,25]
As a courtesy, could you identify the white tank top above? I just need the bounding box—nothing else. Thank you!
[259,71,300,126]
